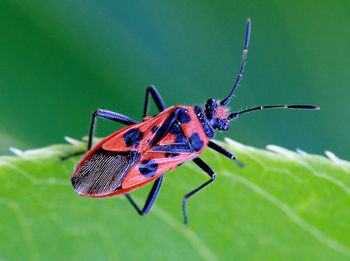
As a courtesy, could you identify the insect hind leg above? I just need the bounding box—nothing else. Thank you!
[62,109,136,161]
[125,175,163,215]
[183,157,216,225]
[143,85,166,117]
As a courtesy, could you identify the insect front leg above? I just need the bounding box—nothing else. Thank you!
[143,85,166,117]
[183,157,216,225]
[125,175,164,215]
[62,109,136,160]
[207,141,244,167]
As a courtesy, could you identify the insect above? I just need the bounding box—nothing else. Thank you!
[70,18,319,225]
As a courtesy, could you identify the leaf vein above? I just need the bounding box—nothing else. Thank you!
[223,171,350,258]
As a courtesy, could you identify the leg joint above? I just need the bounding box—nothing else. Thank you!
[146,85,157,92]
[92,110,100,118]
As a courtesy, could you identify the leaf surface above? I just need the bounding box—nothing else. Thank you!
[1,138,350,261]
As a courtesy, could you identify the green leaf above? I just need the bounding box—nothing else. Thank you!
[1,138,350,261]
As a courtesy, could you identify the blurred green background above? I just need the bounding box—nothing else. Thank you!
[1,1,348,158]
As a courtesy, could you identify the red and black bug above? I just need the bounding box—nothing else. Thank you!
[70,19,319,225]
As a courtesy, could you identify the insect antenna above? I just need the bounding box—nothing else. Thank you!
[220,18,251,106]
[228,105,320,120]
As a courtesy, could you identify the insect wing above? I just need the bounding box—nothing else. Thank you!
[102,108,173,153]
[72,108,176,197]
[121,151,195,189]
[71,149,140,197]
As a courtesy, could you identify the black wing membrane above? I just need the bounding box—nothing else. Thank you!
[72,148,140,197]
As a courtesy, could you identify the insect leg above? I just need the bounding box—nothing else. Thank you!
[208,141,236,160]
[62,109,136,160]
[143,85,166,117]
[87,109,137,150]
[183,157,216,225]
[207,141,244,167]
[125,175,164,215]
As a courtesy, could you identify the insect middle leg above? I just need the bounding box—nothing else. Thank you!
[143,85,166,117]
[62,109,136,160]
[183,157,216,225]
[125,175,164,216]
[123,86,166,215]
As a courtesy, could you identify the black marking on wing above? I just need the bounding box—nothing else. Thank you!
[150,107,200,154]
[153,144,192,153]
[72,148,140,196]
[189,133,204,152]
[175,132,188,144]
[170,123,188,144]
[150,107,187,147]
[178,108,191,123]
[139,160,158,177]
[169,124,181,135]
[124,128,143,147]
[150,111,177,146]
[153,123,192,153]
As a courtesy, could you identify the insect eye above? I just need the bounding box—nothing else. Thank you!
[206,99,217,111]
[207,99,216,106]
[222,121,230,131]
